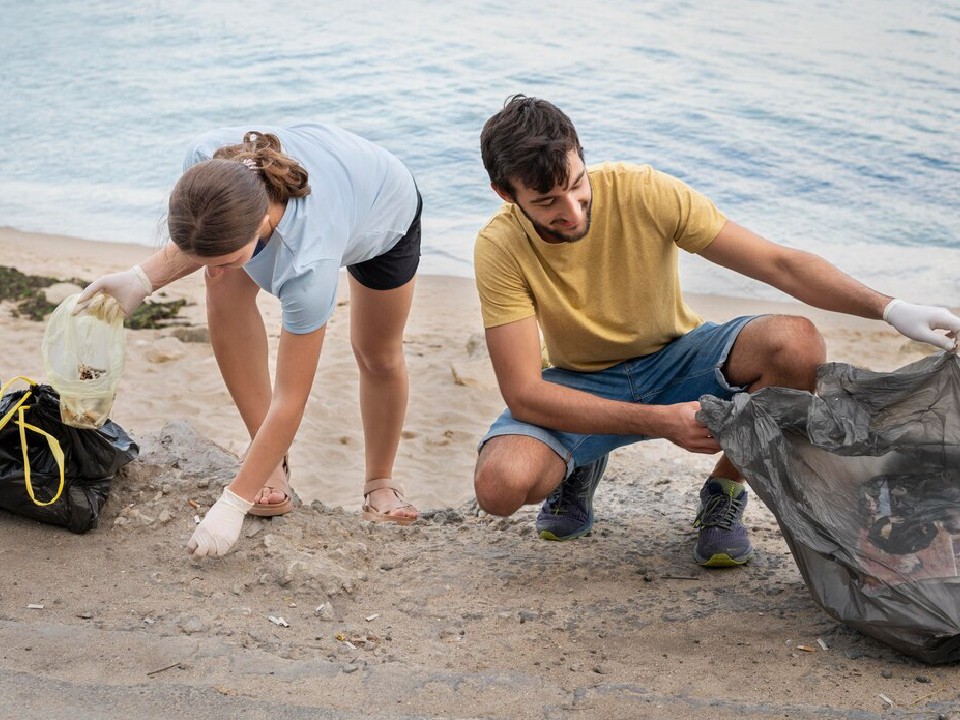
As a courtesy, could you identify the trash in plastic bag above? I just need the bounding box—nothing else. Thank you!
[698,351,960,664]
[0,376,138,533]
[42,292,125,429]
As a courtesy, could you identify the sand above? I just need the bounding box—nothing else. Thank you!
[1,225,959,719]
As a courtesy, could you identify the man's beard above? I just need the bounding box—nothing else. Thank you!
[523,199,593,244]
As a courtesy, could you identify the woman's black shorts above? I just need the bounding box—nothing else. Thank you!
[347,189,422,291]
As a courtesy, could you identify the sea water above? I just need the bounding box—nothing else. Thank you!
[3,0,958,305]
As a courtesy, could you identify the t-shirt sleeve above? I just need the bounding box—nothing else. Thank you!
[645,169,726,254]
[276,259,342,334]
[473,229,536,329]
[181,129,239,172]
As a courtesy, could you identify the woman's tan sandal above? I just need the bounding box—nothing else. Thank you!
[361,478,418,525]
[250,455,294,518]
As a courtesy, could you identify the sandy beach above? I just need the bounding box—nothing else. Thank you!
[2,225,959,719]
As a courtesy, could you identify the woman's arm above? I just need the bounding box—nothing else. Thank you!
[228,325,327,501]
[187,324,327,557]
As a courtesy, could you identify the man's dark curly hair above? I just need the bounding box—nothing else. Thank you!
[480,95,584,196]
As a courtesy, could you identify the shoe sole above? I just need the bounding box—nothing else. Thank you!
[694,550,754,567]
[249,497,293,517]
[537,526,593,542]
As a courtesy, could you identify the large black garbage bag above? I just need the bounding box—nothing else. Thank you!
[0,377,138,533]
[698,351,960,664]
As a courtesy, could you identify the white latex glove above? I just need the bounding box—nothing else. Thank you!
[74,265,152,317]
[884,299,960,352]
[186,487,253,558]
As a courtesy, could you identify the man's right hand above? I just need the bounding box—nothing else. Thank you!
[74,265,152,317]
[661,401,723,454]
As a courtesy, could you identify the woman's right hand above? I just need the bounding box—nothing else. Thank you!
[74,265,153,316]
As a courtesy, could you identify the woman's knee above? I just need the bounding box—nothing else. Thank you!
[352,342,407,377]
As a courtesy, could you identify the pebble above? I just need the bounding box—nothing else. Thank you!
[180,617,206,634]
[881,669,893,679]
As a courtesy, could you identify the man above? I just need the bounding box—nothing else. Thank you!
[472,95,960,567]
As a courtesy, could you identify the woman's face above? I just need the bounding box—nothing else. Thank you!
[196,235,259,279]
[194,213,270,278]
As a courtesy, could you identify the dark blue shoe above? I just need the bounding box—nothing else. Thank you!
[693,477,754,567]
[536,455,609,541]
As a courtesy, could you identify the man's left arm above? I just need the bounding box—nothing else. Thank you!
[699,220,960,351]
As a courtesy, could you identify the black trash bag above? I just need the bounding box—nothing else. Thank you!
[0,377,139,533]
[698,351,960,664]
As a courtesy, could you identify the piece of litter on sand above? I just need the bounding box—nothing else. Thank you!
[365,613,380,622]
[187,499,200,509]
[193,515,201,524]
[26,604,44,610]
[816,638,829,651]
[146,662,183,677]
[878,693,895,709]
[796,644,816,653]
[268,615,289,628]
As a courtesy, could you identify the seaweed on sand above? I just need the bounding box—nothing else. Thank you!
[0,265,189,329]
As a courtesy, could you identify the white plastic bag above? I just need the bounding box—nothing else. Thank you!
[42,293,125,429]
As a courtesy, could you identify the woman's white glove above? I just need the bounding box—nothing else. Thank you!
[186,487,253,557]
[883,299,960,351]
[74,265,152,317]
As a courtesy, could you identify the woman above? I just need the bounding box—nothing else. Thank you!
[79,124,422,557]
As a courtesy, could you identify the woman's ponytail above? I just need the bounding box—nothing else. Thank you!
[214,132,311,203]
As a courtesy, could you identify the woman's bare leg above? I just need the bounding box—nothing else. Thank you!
[205,267,288,503]
[348,274,416,519]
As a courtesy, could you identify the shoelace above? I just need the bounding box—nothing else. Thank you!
[694,492,744,530]
[546,473,590,517]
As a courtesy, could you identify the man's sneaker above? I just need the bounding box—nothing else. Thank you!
[536,455,609,541]
[693,477,754,567]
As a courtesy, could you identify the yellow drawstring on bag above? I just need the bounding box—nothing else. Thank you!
[0,376,66,507]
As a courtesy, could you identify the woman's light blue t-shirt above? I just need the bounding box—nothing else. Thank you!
[183,123,418,334]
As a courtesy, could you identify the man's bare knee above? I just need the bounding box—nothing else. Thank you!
[474,457,525,516]
[474,436,564,516]
[730,315,826,391]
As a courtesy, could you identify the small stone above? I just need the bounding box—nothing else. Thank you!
[916,675,932,684]
[171,327,211,344]
[881,669,893,679]
[181,617,206,634]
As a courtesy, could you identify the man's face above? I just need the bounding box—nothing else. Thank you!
[503,148,592,244]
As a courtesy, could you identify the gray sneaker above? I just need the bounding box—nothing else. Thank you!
[536,455,609,541]
[693,477,754,567]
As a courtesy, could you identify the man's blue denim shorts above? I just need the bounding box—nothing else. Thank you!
[479,316,759,476]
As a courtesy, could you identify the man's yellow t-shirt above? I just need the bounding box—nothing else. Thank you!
[474,162,726,372]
